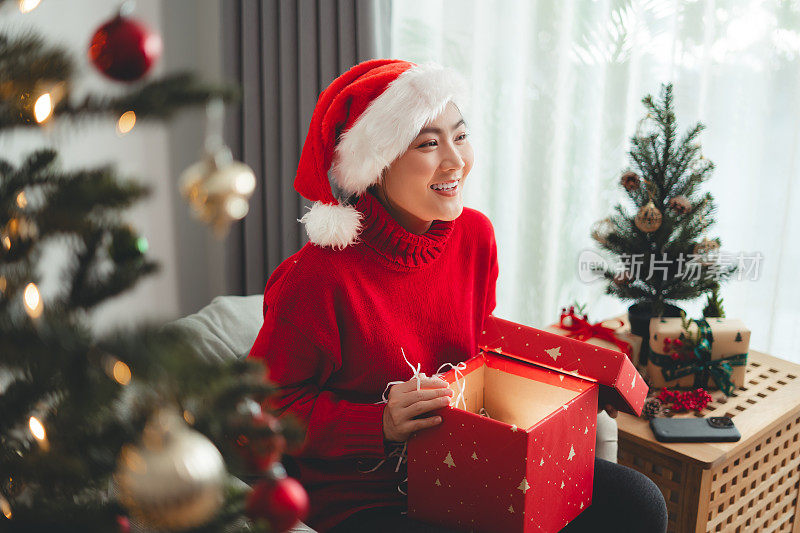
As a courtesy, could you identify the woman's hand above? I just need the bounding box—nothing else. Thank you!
[598,403,618,418]
[382,376,454,443]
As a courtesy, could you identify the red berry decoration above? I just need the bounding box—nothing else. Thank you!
[89,14,162,81]
[657,388,713,413]
[246,477,309,532]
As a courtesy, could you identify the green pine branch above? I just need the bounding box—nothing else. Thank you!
[0,33,238,130]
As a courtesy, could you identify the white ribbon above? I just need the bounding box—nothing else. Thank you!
[360,349,466,483]
[377,347,426,404]
[434,361,467,411]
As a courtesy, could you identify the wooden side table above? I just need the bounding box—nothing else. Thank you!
[616,350,800,533]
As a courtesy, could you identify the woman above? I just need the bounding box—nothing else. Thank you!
[249,59,667,532]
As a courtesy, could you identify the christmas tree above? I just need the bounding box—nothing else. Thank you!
[1,11,303,533]
[591,83,736,318]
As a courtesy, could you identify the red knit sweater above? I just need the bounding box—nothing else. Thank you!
[249,191,498,531]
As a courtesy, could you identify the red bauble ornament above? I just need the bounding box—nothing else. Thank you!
[88,15,162,81]
[116,515,131,533]
[246,477,309,532]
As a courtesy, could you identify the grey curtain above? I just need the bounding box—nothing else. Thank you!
[222,0,391,296]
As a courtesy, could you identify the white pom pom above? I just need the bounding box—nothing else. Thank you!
[298,201,363,250]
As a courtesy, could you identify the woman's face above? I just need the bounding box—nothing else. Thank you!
[372,101,474,234]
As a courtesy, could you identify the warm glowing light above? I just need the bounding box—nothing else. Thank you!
[1,235,9,250]
[15,192,27,209]
[112,360,132,385]
[28,416,46,441]
[225,197,249,220]
[0,495,10,519]
[33,93,53,123]
[18,0,41,13]
[23,283,43,318]
[183,409,195,425]
[233,172,256,195]
[116,111,136,135]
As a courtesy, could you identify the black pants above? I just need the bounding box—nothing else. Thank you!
[328,458,668,533]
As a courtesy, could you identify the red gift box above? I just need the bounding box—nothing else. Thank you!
[407,315,647,532]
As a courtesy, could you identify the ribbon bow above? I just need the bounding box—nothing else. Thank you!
[649,319,747,396]
[558,308,632,358]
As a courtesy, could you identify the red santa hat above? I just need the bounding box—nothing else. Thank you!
[294,59,469,249]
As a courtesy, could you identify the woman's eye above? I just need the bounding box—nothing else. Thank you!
[418,133,468,148]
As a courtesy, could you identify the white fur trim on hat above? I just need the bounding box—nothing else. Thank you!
[331,62,469,197]
[298,201,364,250]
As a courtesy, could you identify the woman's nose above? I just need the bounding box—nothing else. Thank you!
[440,143,465,171]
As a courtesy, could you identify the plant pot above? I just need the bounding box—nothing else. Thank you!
[628,302,683,365]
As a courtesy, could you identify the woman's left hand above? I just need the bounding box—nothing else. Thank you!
[598,403,618,418]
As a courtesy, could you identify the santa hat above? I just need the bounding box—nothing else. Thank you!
[294,59,469,249]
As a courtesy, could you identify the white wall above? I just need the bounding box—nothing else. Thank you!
[1,0,226,330]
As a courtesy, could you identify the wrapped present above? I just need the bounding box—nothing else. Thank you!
[544,306,643,367]
[407,315,648,533]
[646,316,750,395]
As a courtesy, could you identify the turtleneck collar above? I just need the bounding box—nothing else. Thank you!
[353,191,455,269]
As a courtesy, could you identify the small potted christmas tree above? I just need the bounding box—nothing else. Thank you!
[591,83,736,363]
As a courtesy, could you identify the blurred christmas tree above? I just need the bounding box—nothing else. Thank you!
[0,6,303,532]
[591,83,736,325]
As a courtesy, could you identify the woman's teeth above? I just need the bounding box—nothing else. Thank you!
[430,181,458,191]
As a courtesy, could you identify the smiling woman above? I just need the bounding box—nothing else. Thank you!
[369,103,473,234]
[248,59,665,532]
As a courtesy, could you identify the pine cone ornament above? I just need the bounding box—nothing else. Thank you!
[620,171,641,191]
[693,238,720,255]
[613,270,633,286]
[668,196,691,214]
[641,398,662,420]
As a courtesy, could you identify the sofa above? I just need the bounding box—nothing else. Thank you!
[166,295,619,532]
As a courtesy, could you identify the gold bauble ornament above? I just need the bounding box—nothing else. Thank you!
[635,201,662,233]
[114,407,227,531]
[180,146,257,237]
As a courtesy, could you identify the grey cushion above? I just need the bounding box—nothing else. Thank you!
[164,295,264,363]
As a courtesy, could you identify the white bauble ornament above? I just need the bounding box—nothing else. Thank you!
[590,217,615,245]
[114,407,227,531]
[180,146,256,237]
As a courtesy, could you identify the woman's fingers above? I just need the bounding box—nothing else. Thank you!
[403,395,452,417]
[402,415,443,435]
[393,376,448,393]
[397,386,453,408]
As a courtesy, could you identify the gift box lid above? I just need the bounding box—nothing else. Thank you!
[479,315,648,416]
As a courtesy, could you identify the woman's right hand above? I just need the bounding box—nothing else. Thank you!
[382,376,454,443]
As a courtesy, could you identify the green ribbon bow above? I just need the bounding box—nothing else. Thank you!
[650,318,747,396]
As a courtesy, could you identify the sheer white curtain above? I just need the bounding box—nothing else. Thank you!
[389,0,800,363]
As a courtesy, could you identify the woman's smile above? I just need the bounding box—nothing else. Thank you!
[430,178,461,197]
